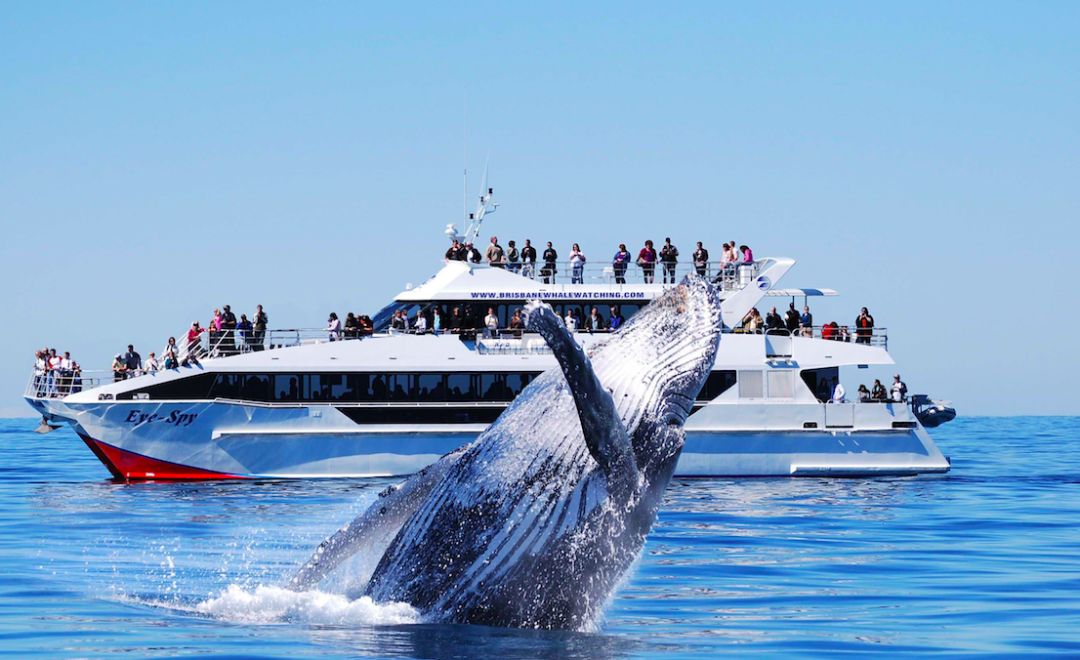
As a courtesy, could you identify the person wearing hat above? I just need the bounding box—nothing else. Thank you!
[891,374,908,402]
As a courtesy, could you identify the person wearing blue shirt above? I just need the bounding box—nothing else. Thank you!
[608,305,625,331]
[612,244,631,284]
[799,305,813,337]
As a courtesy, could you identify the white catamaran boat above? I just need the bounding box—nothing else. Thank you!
[24,190,953,480]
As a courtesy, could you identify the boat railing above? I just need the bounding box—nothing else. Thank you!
[460,258,762,290]
[25,369,114,399]
[738,325,888,348]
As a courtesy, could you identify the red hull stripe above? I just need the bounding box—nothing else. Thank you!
[78,434,248,481]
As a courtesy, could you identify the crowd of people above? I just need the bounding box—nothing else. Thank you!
[823,374,908,404]
[737,304,878,342]
[32,348,82,396]
[445,236,755,284]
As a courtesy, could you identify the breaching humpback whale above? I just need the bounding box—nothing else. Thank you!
[290,275,723,630]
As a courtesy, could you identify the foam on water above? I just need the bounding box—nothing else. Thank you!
[193,584,421,626]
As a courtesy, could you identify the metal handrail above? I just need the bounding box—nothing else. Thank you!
[733,324,888,348]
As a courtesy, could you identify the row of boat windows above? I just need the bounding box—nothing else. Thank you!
[375,302,650,331]
[118,370,739,403]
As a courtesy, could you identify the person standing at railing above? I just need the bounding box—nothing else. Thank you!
[830,379,846,404]
[414,312,428,334]
[857,384,871,402]
[59,351,73,394]
[637,240,657,283]
[253,304,268,351]
[609,305,625,331]
[432,308,443,335]
[765,307,785,335]
[33,350,47,397]
[187,321,205,362]
[326,312,342,341]
[484,307,498,338]
[485,236,505,268]
[237,314,253,351]
[541,242,558,283]
[344,312,359,339]
[70,362,82,393]
[506,240,520,273]
[660,238,679,284]
[612,243,631,283]
[445,240,464,261]
[693,241,709,277]
[208,309,223,356]
[46,349,61,396]
[569,243,586,284]
[785,303,800,335]
[585,306,606,333]
[123,344,141,379]
[891,374,908,402]
[521,239,537,278]
[143,352,159,374]
[564,308,579,332]
[855,307,874,345]
[509,309,525,335]
[163,337,180,369]
[871,379,888,401]
[111,354,126,383]
[465,242,482,263]
[800,305,814,337]
[738,245,754,283]
[221,305,238,355]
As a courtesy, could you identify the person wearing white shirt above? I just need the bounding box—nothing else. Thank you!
[484,307,499,338]
[830,380,846,403]
[143,352,160,373]
[564,310,579,332]
[891,374,908,402]
[414,314,428,334]
[326,312,341,341]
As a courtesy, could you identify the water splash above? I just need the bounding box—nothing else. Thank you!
[193,584,421,626]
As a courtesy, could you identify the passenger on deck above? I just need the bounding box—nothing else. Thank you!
[432,308,443,335]
[359,315,373,336]
[765,307,785,334]
[612,243,631,284]
[660,238,679,283]
[506,240,520,273]
[564,309,579,332]
[609,306,625,331]
[111,354,126,382]
[143,352,159,374]
[465,242,482,263]
[445,240,463,261]
[637,240,657,283]
[449,306,464,332]
[209,309,223,354]
[871,379,887,401]
[413,312,428,334]
[693,241,709,277]
[391,310,409,332]
[891,374,908,402]
[569,243,586,284]
[253,304,268,351]
[484,307,499,337]
[800,305,814,337]
[719,242,736,272]
[785,303,800,334]
[742,308,763,334]
[830,379,846,403]
[485,236,505,267]
[221,305,238,355]
[326,312,341,341]
[163,337,180,369]
[509,309,525,334]
[738,245,754,278]
[344,312,359,339]
[541,242,558,283]
[123,345,141,379]
[857,384,871,402]
[521,239,537,278]
[586,306,606,332]
[237,314,253,350]
[855,307,874,344]
[822,321,839,340]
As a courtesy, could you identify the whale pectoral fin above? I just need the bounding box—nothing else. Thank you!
[287,445,466,591]
[525,301,639,494]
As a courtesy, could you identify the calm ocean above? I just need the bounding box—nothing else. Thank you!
[0,417,1077,657]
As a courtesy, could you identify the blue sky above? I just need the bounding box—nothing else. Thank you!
[1,2,1077,416]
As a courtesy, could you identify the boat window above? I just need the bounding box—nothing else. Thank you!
[372,302,416,331]
[699,370,737,401]
[738,370,763,399]
[275,374,300,401]
[800,367,839,403]
[117,372,216,400]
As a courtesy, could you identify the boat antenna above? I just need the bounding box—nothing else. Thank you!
[462,156,497,246]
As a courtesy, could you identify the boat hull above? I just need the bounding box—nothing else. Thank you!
[30,398,950,480]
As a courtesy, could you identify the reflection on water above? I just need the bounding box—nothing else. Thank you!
[1,417,1079,656]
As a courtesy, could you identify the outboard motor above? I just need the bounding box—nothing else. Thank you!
[911,394,956,428]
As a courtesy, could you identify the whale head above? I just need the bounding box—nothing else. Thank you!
[589,274,723,474]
